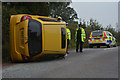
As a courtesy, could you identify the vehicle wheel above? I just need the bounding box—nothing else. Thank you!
[107,40,111,48]
[89,44,93,48]
[107,45,110,48]
[113,43,117,47]
[97,45,100,48]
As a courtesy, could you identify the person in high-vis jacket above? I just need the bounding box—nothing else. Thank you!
[75,24,86,52]
[66,23,71,56]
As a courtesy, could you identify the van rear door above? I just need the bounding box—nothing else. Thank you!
[16,20,29,57]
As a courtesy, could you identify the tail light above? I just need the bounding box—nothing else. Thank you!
[103,36,107,41]
[89,32,92,37]
[89,37,92,42]
[20,16,32,22]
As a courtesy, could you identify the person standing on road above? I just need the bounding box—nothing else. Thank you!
[65,23,71,56]
[75,23,86,53]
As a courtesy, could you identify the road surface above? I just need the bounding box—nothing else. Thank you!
[2,47,118,78]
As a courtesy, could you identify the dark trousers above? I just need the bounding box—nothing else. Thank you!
[66,39,70,53]
[76,41,83,52]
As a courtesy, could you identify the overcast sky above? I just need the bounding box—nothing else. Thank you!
[70,2,118,28]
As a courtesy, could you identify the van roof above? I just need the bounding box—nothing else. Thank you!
[12,14,66,24]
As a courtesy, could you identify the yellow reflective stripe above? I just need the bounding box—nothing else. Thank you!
[75,28,86,41]
[67,33,70,34]
[66,28,71,40]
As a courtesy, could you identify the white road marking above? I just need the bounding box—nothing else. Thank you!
[71,47,117,52]
[84,48,102,50]
[84,47,117,51]
[104,48,116,50]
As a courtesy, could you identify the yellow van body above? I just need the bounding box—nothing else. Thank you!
[10,14,67,62]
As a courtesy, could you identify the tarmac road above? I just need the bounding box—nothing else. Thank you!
[2,47,118,78]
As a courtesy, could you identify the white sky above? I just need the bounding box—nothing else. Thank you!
[70,1,118,28]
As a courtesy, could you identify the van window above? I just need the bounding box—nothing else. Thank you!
[28,19,42,57]
[61,28,66,49]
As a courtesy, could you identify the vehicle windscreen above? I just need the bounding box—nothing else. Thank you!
[61,28,66,49]
[92,32,103,37]
[28,19,42,57]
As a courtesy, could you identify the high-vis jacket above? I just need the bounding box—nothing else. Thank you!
[75,27,86,42]
[66,28,71,40]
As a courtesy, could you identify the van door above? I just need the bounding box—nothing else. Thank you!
[16,20,29,57]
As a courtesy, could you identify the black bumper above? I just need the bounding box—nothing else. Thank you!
[89,43,107,46]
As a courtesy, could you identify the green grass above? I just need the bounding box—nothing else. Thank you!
[68,39,89,49]
[117,42,120,46]
[69,39,76,49]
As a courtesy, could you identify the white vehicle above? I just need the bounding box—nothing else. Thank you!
[88,30,117,48]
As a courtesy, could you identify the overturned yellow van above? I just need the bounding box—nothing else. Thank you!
[10,14,67,62]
